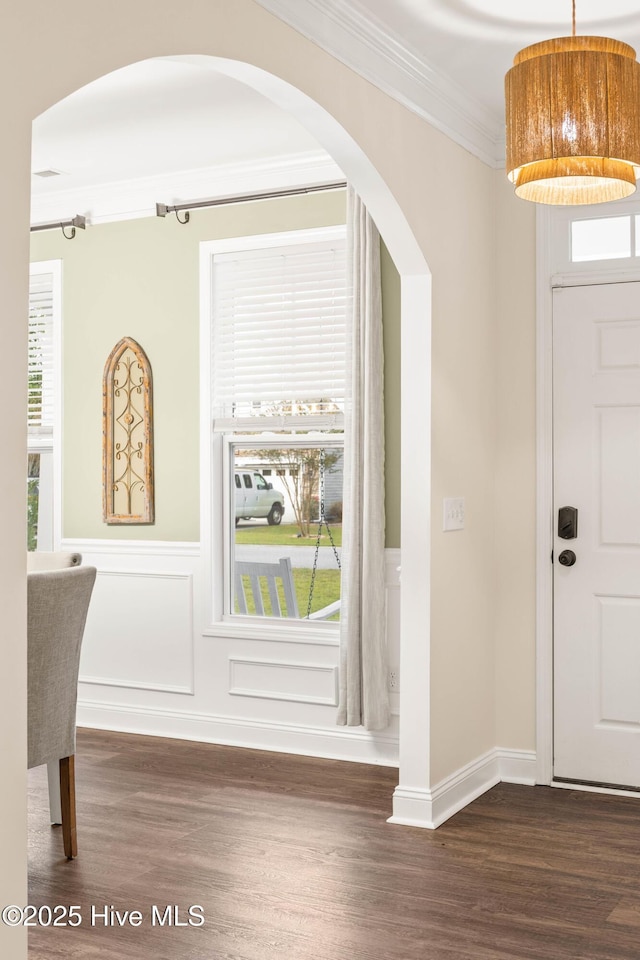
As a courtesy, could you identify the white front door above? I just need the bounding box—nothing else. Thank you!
[554,281,640,788]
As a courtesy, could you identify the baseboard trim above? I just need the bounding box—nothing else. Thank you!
[77,698,400,767]
[388,747,537,830]
[499,748,537,786]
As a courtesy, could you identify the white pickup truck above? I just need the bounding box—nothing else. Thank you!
[235,470,286,525]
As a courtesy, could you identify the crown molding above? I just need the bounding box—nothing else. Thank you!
[30,150,344,226]
[255,0,504,168]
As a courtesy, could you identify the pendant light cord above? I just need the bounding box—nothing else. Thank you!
[572,0,576,36]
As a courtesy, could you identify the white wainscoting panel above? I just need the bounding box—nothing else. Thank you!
[79,569,195,695]
[67,538,537,808]
[66,539,401,766]
[229,657,338,705]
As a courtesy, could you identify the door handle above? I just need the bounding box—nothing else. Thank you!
[558,549,577,567]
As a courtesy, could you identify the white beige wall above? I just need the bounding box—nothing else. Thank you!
[494,174,538,752]
[1,1,538,947]
[427,149,498,782]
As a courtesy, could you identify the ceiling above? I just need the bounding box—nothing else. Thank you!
[257,0,640,162]
[32,59,327,189]
[31,57,342,224]
[345,0,640,119]
[31,0,640,223]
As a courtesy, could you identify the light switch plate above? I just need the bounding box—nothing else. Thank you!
[443,497,465,531]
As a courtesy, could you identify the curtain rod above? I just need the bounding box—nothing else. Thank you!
[156,180,347,224]
[30,215,86,240]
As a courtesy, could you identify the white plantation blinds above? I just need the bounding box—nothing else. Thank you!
[28,269,55,437]
[211,229,348,430]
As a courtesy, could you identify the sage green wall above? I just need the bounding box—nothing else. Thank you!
[30,190,401,544]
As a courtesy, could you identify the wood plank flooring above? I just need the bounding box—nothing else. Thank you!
[28,729,640,959]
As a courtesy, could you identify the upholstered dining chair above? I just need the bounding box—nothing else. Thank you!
[27,551,82,572]
[27,551,83,831]
[27,564,96,859]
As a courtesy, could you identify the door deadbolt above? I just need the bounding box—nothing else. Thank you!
[558,506,578,540]
[558,549,577,567]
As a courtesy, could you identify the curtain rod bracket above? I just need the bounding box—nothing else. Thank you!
[31,214,86,239]
[61,215,86,240]
[155,202,190,225]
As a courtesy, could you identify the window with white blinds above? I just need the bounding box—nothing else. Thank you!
[210,226,348,431]
[28,268,55,439]
[27,260,60,552]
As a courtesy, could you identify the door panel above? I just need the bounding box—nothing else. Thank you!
[598,597,640,725]
[553,282,640,788]
[600,406,640,544]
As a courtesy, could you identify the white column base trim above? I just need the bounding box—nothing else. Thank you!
[387,786,439,829]
[77,699,399,767]
[388,747,537,830]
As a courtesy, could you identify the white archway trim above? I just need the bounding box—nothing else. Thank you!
[164,55,429,277]
[389,272,432,827]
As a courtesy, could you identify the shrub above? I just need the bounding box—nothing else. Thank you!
[325,500,343,522]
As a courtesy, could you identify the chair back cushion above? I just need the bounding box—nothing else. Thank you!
[27,566,96,769]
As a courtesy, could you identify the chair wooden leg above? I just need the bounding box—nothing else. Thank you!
[59,756,77,860]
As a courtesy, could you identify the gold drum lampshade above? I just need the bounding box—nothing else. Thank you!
[505,36,640,204]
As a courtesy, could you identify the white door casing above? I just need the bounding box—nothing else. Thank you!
[553,281,640,788]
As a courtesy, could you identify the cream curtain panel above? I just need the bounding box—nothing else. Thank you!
[337,187,389,731]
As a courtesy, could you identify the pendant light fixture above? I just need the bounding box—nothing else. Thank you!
[505,0,640,204]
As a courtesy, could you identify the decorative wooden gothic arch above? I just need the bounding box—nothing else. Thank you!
[103,337,154,524]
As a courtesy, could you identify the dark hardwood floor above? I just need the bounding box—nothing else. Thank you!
[28,729,640,959]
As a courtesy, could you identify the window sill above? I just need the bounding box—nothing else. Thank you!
[203,617,339,646]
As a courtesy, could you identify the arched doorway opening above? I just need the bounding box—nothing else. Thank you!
[30,54,432,826]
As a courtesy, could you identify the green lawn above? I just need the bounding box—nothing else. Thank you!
[236,567,341,620]
[235,521,342,548]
